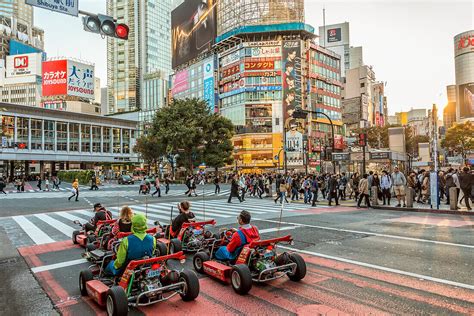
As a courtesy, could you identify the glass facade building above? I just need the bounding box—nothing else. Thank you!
[0,0,33,25]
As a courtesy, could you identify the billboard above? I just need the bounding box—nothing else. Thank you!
[459,83,474,119]
[9,39,43,56]
[171,69,189,95]
[286,130,304,166]
[203,57,216,112]
[282,40,302,130]
[327,28,342,42]
[42,60,67,96]
[6,53,42,77]
[172,0,216,68]
[42,59,95,99]
[454,30,474,57]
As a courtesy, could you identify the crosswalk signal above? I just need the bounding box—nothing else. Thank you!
[358,133,367,146]
[82,13,129,40]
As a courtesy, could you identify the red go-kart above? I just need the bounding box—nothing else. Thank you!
[72,219,116,250]
[192,233,306,295]
[157,219,217,254]
[79,251,200,316]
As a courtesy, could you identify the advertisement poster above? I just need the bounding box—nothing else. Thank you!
[172,0,216,68]
[282,40,302,130]
[67,60,94,99]
[203,58,216,112]
[327,28,342,42]
[459,83,474,119]
[286,130,303,166]
[6,53,42,77]
[171,69,189,95]
[42,60,68,96]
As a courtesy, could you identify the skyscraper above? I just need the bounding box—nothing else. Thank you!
[107,0,172,127]
[0,0,33,25]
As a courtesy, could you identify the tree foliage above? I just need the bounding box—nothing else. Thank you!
[134,98,235,172]
[133,136,164,172]
[441,121,474,158]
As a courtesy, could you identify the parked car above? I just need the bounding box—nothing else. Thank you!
[118,175,134,185]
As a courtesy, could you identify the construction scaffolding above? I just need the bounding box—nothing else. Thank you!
[217,0,304,36]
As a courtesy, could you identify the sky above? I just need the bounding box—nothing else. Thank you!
[35,0,473,114]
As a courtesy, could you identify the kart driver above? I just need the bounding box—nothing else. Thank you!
[166,201,195,238]
[105,213,156,276]
[107,206,133,250]
[215,210,260,261]
[84,203,113,232]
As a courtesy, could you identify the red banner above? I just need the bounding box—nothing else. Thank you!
[42,60,67,96]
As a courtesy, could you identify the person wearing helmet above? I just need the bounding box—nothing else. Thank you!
[165,201,196,238]
[214,210,260,261]
[84,203,113,232]
[105,213,156,276]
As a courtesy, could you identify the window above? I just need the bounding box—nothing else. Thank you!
[69,123,79,152]
[81,125,91,152]
[44,120,55,151]
[122,129,130,154]
[103,127,111,153]
[17,117,28,150]
[360,83,365,88]
[113,128,121,153]
[30,119,42,150]
[57,122,67,151]
[92,126,101,153]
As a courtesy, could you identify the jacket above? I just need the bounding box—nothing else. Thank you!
[459,172,473,191]
[328,177,338,193]
[226,224,260,253]
[359,178,369,195]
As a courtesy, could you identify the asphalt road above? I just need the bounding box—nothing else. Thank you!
[0,182,473,315]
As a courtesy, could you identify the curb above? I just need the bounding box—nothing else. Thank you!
[371,205,474,216]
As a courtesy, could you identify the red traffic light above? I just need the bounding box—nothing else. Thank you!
[358,133,367,146]
[116,24,129,40]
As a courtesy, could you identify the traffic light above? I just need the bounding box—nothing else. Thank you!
[292,109,308,119]
[358,133,367,146]
[82,13,129,40]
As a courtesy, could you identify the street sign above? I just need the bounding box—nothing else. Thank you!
[332,152,350,161]
[26,0,79,17]
[370,152,391,160]
[1,137,7,148]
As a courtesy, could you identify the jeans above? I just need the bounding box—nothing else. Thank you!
[357,193,371,208]
[165,184,169,194]
[152,187,161,197]
[291,188,298,200]
[275,191,288,204]
[215,184,220,194]
[304,190,312,203]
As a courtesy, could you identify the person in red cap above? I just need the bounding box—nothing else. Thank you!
[215,210,260,261]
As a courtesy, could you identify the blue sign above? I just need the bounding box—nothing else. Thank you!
[26,0,79,17]
[203,58,215,112]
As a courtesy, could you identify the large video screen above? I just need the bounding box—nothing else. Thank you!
[459,83,474,119]
[172,0,216,69]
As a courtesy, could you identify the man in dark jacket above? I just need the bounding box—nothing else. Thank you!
[84,203,113,231]
[228,175,242,203]
[327,174,339,206]
[458,167,473,210]
[0,177,6,194]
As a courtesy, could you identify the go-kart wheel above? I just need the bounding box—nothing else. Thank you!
[72,230,80,244]
[287,253,306,282]
[106,286,128,316]
[79,270,93,296]
[231,264,252,295]
[86,243,97,252]
[193,251,210,274]
[179,270,200,301]
[170,238,182,254]
[155,240,168,257]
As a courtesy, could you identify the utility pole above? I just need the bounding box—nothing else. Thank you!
[283,126,287,175]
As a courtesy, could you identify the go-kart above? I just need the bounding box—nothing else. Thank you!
[157,219,217,254]
[72,219,116,250]
[79,251,199,316]
[192,232,306,295]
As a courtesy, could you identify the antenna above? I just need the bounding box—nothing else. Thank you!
[323,6,326,48]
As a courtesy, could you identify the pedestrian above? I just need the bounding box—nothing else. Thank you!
[184,175,191,195]
[391,166,407,207]
[352,173,360,201]
[311,175,319,207]
[239,175,247,201]
[45,177,50,192]
[357,174,371,208]
[228,175,242,203]
[291,176,299,201]
[339,172,348,200]
[458,166,473,210]
[327,174,339,206]
[0,177,6,194]
[407,171,417,202]
[380,170,392,205]
[274,174,289,204]
[90,174,96,190]
[21,177,25,192]
[68,178,79,202]
[421,171,430,203]
[165,175,170,194]
[188,176,197,197]
[15,177,21,192]
[151,176,161,197]
[214,176,220,194]
[438,171,446,201]
[303,176,312,204]
[37,176,42,191]
[372,173,380,202]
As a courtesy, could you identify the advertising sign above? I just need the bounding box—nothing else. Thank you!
[243,41,281,47]
[244,60,275,71]
[172,0,216,68]
[26,0,79,17]
[327,28,342,42]
[286,130,303,166]
[332,153,350,161]
[67,60,94,99]
[171,69,189,95]
[454,31,474,57]
[221,64,241,78]
[244,71,280,77]
[6,53,42,77]
[42,60,67,96]
[370,152,391,160]
[334,135,345,150]
[221,50,241,67]
[282,40,302,130]
[458,83,474,119]
[430,171,439,209]
[203,58,216,112]
[250,46,281,58]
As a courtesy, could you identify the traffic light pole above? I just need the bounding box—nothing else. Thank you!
[362,143,366,175]
[283,126,288,175]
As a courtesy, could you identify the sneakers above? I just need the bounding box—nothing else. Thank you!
[402,204,406,207]
[396,203,401,207]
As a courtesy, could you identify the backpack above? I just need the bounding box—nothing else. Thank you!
[445,174,454,188]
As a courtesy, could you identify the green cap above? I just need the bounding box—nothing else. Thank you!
[131,213,148,234]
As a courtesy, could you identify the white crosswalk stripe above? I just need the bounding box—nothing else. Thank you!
[2,198,319,247]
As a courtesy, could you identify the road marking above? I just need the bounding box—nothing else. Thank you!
[256,218,474,249]
[12,216,55,245]
[35,214,76,236]
[31,258,88,273]
[279,245,474,291]
[259,226,296,234]
[55,211,85,223]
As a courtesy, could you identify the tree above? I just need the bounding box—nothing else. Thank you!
[441,121,474,160]
[140,98,234,173]
[353,125,390,148]
[133,136,164,173]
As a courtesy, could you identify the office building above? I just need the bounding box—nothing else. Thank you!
[107,0,172,128]
[0,15,44,61]
[0,0,33,25]
[444,85,457,129]
[454,30,474,122]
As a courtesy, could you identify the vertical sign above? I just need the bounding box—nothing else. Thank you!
[42,60,68,96]
[430,171,439,209]
[286,130,303,166]
[203,57,215,112]
[67,60,95,99]
[282,40,302,130]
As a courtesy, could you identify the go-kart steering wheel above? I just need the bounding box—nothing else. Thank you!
[221,229,235,242]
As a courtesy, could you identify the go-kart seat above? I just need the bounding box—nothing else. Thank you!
[89,249,113,260]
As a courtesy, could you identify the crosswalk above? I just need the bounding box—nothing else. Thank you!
[2,199,320,248]
[0,188,232,199]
